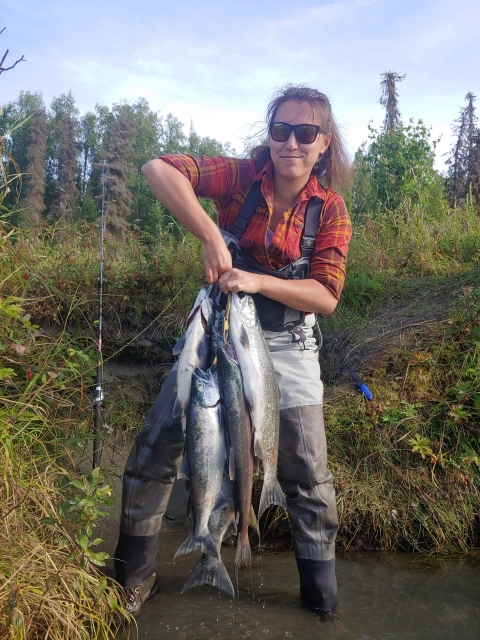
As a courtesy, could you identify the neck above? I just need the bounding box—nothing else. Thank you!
[272,172,309,207]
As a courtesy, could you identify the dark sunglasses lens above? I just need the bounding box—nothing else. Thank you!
[295,125,319,144]
[270,123,291,142]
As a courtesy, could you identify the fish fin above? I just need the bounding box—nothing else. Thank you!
[172,333,186,356]
[172,397,183,419]
[177,454,190,480]
[181,555,235,598]
[239,325,250,350]
[253,436,263,459]
[248,504,260,538]
[174,527,219,560]
[212,491,229,512]
[229,447,235,481]
[258,478,287,522]
[253,456,260,476]
[234,538,252,573]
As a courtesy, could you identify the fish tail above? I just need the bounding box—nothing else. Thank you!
[234,537,252,573]
[174,528,219,560]
[181,556,235,598]
[258,478,287,521]
[249,503,260,538]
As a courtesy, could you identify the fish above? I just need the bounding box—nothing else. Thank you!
[173,287,213,433]
[229,293,286,521]
[216,340,258,572]
[181,474,237,597]
[175,367,226,560]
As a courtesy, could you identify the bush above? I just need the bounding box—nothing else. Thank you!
[352,121,444,220]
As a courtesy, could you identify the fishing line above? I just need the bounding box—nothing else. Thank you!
[92,160,106,469]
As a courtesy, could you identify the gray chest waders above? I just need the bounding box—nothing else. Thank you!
[210,181,325,334]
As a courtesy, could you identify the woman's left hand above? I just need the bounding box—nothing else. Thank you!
[217,268,262,295]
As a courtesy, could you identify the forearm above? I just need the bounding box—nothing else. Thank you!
[257,275,338,314]
[141,158,221,244]
[218,269,338,314]
[142,159,231,283]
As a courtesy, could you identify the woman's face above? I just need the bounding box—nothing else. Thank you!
[269,100,331,185]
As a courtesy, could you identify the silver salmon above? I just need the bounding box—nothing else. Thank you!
[181,473,236,597]
[173,287,213,433]
[175,367,225,560]
[216,341,257,572]
[229,293,286,521]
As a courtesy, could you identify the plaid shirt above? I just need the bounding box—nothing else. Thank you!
[160,154,352,300]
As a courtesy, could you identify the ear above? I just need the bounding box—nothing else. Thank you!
[320,133,332,154]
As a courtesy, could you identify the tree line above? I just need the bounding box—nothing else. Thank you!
[0,91,236,240]
[1,75,479,242]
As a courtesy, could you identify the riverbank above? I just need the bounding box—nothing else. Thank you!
[1,199,479,637]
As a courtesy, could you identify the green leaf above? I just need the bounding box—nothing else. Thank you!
[107,592,118,610]
[76,533,89,551]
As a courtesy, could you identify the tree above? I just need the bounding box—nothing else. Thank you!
[45,92,79,216]
[352,121,440,217]
[51,113,79,223]
[79,111,101,198]
[24,108,47,229]
[0,91,45,218]
[379,71,406,133]
[100,105,135,241]
[446,93,479,206]
[469,129,480,208]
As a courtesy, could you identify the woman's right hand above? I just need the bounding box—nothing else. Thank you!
[202,236,233,284]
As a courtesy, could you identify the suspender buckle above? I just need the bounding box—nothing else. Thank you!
[301,237,315,250]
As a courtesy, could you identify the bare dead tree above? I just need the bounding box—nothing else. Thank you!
[379,71,406,133]
[0,27,26,75]
[446,93,479,206]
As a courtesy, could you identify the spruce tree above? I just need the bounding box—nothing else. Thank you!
[379,71,406,133]
[446,93,478,206]
[24,108,47,229]
[51,113,79,223]
[101,106,135,241]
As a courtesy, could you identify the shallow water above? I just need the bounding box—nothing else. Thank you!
[100,479,480,639]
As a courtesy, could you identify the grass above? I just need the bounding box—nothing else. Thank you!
[1,163,479,636]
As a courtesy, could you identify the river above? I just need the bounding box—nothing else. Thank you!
[99,477,480,639]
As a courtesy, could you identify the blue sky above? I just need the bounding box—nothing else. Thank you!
[1,0,479,167]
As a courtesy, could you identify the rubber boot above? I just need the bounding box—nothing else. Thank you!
[296,557,338,620]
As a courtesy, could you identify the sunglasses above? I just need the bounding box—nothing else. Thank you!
[269,122,324,144]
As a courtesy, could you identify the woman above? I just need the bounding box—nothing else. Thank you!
[114,85,352,620]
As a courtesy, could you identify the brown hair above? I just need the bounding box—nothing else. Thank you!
[251,84,351,192]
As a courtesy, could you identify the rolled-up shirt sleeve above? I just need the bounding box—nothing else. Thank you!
[309,194,352,300]
[159,154,257,208]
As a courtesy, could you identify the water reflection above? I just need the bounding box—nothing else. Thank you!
[101,479,479,639]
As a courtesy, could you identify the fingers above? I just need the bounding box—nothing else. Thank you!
[203,238,232,284]
[217,269,260,295]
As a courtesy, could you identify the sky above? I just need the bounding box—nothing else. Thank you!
[1,0,479,168]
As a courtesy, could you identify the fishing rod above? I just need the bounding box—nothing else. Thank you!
[346,364,373,401]
[92,161,106,469]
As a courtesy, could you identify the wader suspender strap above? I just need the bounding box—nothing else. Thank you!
[301,196,323,259]
[230,181,324,259]
[230,181,262,240]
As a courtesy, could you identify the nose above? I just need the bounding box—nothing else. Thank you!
[285,130,298,150]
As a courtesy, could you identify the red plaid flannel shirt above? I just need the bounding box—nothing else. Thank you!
[160,154,352,300]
